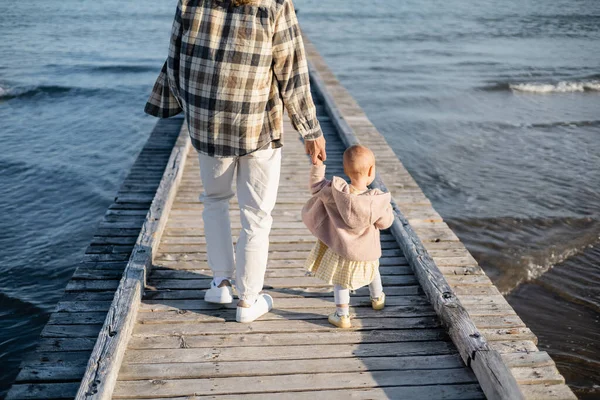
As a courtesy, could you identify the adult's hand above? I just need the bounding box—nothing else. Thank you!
[305,135,327,164]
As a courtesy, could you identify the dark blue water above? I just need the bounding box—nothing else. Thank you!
[1,0,599,398]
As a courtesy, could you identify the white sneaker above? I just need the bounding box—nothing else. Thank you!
[204,279,233,304]
[236,294,273,323]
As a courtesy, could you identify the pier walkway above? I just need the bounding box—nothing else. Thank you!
[111,106,483,399]
[7,39,576,400]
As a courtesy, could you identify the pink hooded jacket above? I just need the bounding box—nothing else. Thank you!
[301,165,395,261]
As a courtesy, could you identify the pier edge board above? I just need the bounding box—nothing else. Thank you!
[74,124,191,400]
[303,36,575,400]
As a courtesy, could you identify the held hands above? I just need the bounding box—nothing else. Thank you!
[305,135,326,165]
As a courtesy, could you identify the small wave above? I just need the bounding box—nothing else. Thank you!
[480,80,600,93]
[0,84,112,101]
[92,64,157,73]
[510,81,600,93]
[0,84,73,100]
[447,216,600,294]
[44,63,159,74]
[531,120,600,129]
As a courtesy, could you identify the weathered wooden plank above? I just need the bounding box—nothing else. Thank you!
[48,312,108,325]
[133,317,442,337]
[160,233,397,244]
[146,275,417,290]
[36,338,98,353]
[490,340,539,354]
[143,284,423,300]
[157,241,399,252]
[461,303,516,316]
[55,301,113,313]
[152,257,408,270]
[481,328,537,343]
[76,261,129,269]
[85,244,135,254]
[502,352,556,368]
[433,255,479,266]
[17,363,87,382]
[149,265,412,279]
[511,364,569,386]
[18,350,90,367]
[459,294,514,306]
[65,280,120,292]
[72,268,125,280]
[154,252,408,264]
[123,341,457,365]
[445,275,494,286]
[135,305,436,324]
[471,315,526,329]
[438,265,484,275]
[118,354,465,380]
[122,384,485,400]
[60,291,118,302]
[454,285,502,296]
[41,324,102,338]
[519,383,578,400]
[6,383,80,400]
[127,328,448,349]
[81,253,131,263]
[139,295,429,312]
[113,369,477,397]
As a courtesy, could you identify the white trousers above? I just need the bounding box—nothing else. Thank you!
[198,147,282,304]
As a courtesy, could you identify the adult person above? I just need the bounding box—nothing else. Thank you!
[145,0,326,323]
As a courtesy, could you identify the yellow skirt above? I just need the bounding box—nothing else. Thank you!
[305,240,379,290]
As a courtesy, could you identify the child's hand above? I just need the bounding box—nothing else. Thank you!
[313,154,324,166]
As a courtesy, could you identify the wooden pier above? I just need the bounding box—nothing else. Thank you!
[7,40,576,400]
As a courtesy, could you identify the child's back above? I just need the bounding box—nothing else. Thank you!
[302,171,394,262]
[301,145,395,328]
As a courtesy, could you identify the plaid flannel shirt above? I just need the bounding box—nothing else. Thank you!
[145,0,323,157]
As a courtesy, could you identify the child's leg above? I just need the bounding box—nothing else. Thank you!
[333,284,350,316]
[369,269,383,299]
[369,268,385,310]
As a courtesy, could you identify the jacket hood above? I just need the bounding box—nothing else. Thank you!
[330,176,391,229]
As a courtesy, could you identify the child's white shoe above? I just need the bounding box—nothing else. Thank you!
[328,312,352,329]
[236,294,273,323]
[204,279,233,304]
[371,292,385,310]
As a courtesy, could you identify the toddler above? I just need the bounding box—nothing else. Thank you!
[302,145,395,328]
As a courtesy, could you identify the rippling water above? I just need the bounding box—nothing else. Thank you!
[1,0,598,398]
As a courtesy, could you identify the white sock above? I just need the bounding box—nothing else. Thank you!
[334,285,350,316]
[369,269,383,299]
[336,306,349,316]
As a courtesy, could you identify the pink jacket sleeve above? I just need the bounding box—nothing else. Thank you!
[375,203,395,230]
[309,164,329,194]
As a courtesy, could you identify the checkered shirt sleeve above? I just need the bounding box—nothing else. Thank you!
[272,0,322,140]
[145,0,322,156]
[145,1,184,118]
